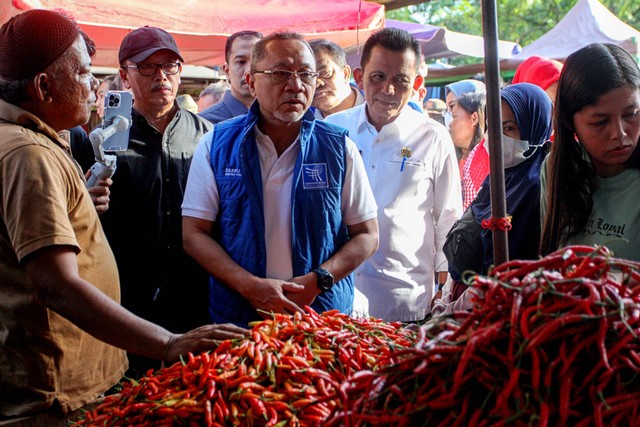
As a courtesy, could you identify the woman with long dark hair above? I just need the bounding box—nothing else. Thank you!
[540,43,640,259]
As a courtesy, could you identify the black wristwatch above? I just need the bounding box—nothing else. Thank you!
[313,267,334,292]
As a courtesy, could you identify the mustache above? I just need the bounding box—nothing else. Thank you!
[283,95,306,103]
[151,83,172,92]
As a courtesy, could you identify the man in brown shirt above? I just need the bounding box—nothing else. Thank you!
[0,10,246,421]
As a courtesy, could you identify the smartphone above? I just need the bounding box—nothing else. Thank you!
[101,91,133,152]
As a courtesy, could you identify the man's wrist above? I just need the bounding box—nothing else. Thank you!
[313,267,334,292]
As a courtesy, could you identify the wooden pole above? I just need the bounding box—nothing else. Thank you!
[481,0,509,266]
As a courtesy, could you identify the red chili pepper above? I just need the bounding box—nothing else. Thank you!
[265,406,279,427]
[248,397,267,420]
[205,379,216,400]
[204,400,213,427]
[212,400,225,423]
[214,339,232,355]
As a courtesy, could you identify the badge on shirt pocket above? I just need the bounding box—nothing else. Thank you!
[302,163,329,189]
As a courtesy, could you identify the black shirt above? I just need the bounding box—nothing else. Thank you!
[73,106,213,335]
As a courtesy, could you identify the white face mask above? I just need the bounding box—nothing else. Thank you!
[502,135,539,168]
[443,110,453,128]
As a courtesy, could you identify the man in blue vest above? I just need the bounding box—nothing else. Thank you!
[182,31,379,327]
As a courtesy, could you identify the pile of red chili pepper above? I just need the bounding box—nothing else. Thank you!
[74,308,415,426]
[329,245,640,426]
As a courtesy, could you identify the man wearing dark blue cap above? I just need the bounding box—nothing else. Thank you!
[73,25,217,377]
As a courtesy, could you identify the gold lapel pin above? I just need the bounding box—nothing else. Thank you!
[400,147,412,171]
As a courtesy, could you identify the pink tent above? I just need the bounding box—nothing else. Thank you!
[1,0,385,67]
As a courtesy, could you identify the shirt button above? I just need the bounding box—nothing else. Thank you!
[166,210,171,215]
[371,164,376,169]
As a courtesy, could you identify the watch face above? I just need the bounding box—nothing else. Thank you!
[320,275,332,291]
[315,268,334,291]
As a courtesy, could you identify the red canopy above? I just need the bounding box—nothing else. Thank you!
[2,0,385,67]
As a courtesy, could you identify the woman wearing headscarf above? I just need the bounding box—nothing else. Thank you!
[473,83,553,272]
[434,83,553,314]
[444,79,489,209]
[444,79,487,115]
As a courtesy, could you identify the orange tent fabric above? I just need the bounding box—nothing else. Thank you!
[2,0,384,67]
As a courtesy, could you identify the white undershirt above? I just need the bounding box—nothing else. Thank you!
[182,123,377,280]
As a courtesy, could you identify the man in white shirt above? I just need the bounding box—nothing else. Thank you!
[325,28,462,323]
[182,32,379,327]
[309,39,364,120]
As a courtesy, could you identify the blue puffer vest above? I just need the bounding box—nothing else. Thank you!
[208,103,353,326]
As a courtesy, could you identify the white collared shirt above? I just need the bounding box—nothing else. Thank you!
[326,104,462,321]
[313,86,365,120]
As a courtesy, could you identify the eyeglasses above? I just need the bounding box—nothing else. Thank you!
[122,62,181,76]
[252,69,319,84]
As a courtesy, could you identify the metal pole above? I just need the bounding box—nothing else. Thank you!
[481,0,509,266]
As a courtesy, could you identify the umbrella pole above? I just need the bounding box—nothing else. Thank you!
[481,0,509,266]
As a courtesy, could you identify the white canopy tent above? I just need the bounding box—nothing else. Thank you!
[508,0,640,62]
[428,0,640,83]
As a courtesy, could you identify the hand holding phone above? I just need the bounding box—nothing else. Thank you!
[101,91,133,152]
[85,91,132,188]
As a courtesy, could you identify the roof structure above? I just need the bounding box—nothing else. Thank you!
[1,0,385,67]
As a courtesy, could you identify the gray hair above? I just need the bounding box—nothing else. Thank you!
[308,39,346,68]
[251,32,313,72]
[199,81,230,102]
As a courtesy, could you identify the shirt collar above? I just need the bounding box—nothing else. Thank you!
[133,100,181,130]
[315,86,364,121]
[356,104,373,134]
[0,99,71,149]
[225,90,250,116]
[253,123,299,149]
[359,103,420,135]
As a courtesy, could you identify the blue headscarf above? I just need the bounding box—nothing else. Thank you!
[445,79,486,98]
[470,82,553,274]
[500,82,552,146]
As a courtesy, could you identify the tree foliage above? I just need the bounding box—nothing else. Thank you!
[387,0,640,65]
